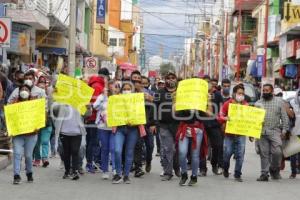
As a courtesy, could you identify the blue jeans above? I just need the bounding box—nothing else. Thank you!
[223,135,246,177]
[34,126,52,160]
[12,135,38,175]
[85,123,99,164]
[98,129,115,172]
[179,129,203,176]
[290,153,300,175]
[114,126,139,176]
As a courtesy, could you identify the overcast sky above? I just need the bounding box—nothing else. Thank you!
[140,0,217,60]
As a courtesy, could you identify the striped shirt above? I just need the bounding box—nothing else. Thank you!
[255,97,289,135]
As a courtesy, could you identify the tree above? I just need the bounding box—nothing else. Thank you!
[159,62,175,77]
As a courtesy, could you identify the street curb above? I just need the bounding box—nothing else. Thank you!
[0,155,11,170]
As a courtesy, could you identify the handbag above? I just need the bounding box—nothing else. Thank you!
[283,135,300,158]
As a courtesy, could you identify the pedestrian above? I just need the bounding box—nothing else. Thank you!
[53,102,90,180]
[221,79,231,103]
[218,84,248,182]
[8,70,46,103]
[141,76,156,173]
[112,82,140,184]
[11,84,39,184]
[85,73,105,173]
[33,76,53,167]
[255,84,289,181]
[93,80,116,180]
[287,89,300,179]
[200,76,224,176]
[176,109,205,186]
[154,71,180,181]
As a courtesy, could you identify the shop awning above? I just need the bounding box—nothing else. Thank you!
[37,47,67,56]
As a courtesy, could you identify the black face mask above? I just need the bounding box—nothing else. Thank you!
[262,93,273,100]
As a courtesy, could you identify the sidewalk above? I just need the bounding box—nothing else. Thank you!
[0,155,11,170]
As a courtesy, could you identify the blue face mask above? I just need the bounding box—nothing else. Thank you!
[222,88,230,96]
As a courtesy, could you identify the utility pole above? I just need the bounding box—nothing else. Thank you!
[68,0,77,77]
[218,0,225,82]
[263,0,269,77]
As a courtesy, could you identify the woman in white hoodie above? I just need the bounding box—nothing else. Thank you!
[289,89,300,179]
[93,80,116,180]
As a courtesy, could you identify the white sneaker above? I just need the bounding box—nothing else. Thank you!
[112,170,117,176]
[102,172,110,180]
[160,171,165,177]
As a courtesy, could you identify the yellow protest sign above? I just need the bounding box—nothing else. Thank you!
[4,98,46,137]
[175,78,208,112]
[107,93,146,127]
[225,104,266,139]
[53,74,94,115]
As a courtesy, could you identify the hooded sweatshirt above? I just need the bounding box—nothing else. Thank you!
[86,75,105,122]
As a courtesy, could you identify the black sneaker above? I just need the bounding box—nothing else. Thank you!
[223,170,229,178]
[174,168,181,177]
[179,173,188,186]
[234,175,243,182]
[145,162,152,173]
[71,172,80,180]
[26,173,34,183]
[161,174,173,181]
[13,175,21,185]
[212,167,223,175]
[134,168,145,178]
[42,160,49,168]
[63,172,70,179]
[198,170,207,177]
[188,175,197,186]
[112,174,122,184]
[257,174,269,182]
[290,173,297,179]
[272,172,282,180]
[123,176,131,184]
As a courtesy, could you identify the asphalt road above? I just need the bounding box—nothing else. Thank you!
[0,142,300,200]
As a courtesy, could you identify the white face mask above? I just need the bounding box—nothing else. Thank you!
[24,79,33,87]
[20,91,30,99]
[235,95,245,102]
[122,90,131,94]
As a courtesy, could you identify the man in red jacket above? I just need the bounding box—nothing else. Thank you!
[218,84,248,182]
[85,69,107,173]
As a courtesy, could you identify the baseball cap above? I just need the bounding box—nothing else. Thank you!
[274,87,283,96]
[164,71,177,78]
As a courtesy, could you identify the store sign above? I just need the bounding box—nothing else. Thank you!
[7,23,30,55]
[296,41,300,59]
[284,2,300,24]
[96,0,106,24]
[36,30,66,48]
[0,17,11,48]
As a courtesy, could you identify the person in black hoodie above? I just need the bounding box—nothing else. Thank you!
[200,77,224,176]
[153,71,180,181]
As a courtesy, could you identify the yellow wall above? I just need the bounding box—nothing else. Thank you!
[90,0,109,58]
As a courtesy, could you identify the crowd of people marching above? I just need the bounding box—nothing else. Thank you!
[0,65,299,186]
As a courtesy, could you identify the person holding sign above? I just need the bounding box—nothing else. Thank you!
[10,84,39,185]
[218,84,248,182]
[255,84,289,182]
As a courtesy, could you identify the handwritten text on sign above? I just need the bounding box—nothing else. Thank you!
[53,74,94,115]
[175,78,208,112]
[5,98,46,136]
[225,104,266,138]
[107,93,146,127]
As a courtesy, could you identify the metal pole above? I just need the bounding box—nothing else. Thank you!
[68,0,77,76]
[236,0,242,81]
[263,0,269,77]
[218,0,225,82]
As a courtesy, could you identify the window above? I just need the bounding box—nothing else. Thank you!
[109,38,117,46]
[119,38,126,47]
